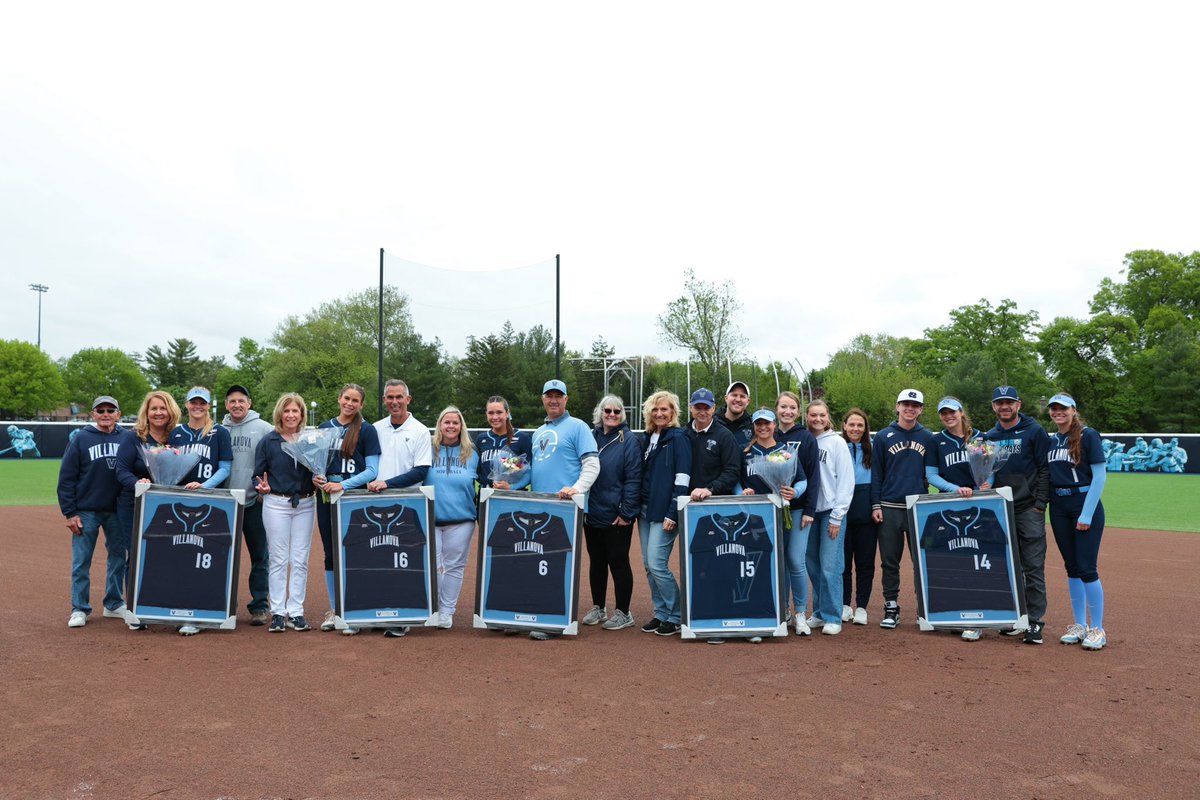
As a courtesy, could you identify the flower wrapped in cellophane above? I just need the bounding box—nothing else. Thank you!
[965,437,1011,487]
[281,427,340,478]
[749,449,798,527]
[142,445,201,487]
[488,448,530,488]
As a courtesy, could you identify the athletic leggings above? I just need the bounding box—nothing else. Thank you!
[1049,493,1104,582]
[842,485,877,609]
[583,523,635,613]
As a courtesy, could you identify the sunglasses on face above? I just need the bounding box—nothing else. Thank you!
[603,409,622,416]
[94,408,119,415]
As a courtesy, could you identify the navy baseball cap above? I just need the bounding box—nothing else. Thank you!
[91,395,119,410]
[992,386,1020,402]
[542,379,567,395]
[751,408,776,424]
[896,389,924,405]
[937,397,962,412]
[1047,393,1076,408]
[225,384,251,398]
[186,387,212,403]
[689,388,716,407]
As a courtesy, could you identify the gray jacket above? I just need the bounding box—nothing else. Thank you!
[222,410,274,504]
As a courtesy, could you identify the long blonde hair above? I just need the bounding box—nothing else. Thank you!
[185,386,215,437]
[642,390,681,435]
[135,390,181,442]
[433,406,475,466]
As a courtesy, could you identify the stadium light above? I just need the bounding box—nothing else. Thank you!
[29,284,49,350]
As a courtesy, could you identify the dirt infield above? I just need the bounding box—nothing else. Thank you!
[2,506,1197,800]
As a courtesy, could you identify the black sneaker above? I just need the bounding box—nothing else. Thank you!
[269,614,286,632]
[1023,621,1044,645]
[288,615,312,632]
[641,618,663,633]
[655,621,680,636]
[880,604,900,629]
[383,626,410,638]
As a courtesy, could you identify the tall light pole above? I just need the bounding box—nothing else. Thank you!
[29,284,49,350]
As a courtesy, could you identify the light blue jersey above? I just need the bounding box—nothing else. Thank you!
[424,444,480,524]
[530,411,598,494]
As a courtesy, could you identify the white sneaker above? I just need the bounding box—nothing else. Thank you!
[794,617,811,636]
[1081,627,1107,651]
[341,626,360,636]
[179,625,201,636]
[852,607,868,626]
[103,604,127,619]
[320,610,337,631]
[807,615,822,629]
[68,610,87,628]
[581,605,607,625]
[438,612,453,629]
[822,623,842,635]
[961,629,982,642]
[841,605,853,623]
[1060,623,1087,645]
[748,636,763,644]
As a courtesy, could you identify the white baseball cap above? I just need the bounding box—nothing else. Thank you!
[896,389,924,405]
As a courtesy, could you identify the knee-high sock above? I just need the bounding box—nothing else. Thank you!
[1068,577,1087,626]
[325,570,336,610]
[1083,579,1104,629]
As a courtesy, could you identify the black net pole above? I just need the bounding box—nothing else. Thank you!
[378,247,385,420]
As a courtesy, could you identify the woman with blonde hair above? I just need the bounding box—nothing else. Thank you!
[253,393,316,633]
[423,406,480,632]
[803,400,854,635]
[580,396,643,631]
[169,387,233,491]
[637,390,692,637]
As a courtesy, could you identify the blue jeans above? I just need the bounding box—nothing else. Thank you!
[71,510,127,614]
[805,510,845,623]
[784,522,811,616]
[639,517,680,624]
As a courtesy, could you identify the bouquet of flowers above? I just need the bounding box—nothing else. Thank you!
[142,445,201,487]
[748,449,798,527]
[281,428,340,480]
[488,448,530,488]
[965,438,1011,487]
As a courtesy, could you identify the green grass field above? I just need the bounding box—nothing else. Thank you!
[2,461,1197,532]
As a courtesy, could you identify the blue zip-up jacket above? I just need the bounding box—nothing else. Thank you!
[474,428,533,490]
[424,444,480,524]
[776,425,823,519]
[640,426,692,525]
[585,424,643,526]
[57,425,129,516]
[870,421,937,509]
[254,431,315,497]
[844,440,873,524]
[983,413,1050,512]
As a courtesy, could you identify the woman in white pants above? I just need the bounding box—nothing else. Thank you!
[423,407,480,629]
[253,394,316,633]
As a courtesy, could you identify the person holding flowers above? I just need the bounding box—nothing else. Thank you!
[253,393,316,633]
[170,387,233,492]
[1045,393,1109,651]
[314,383,381,632]
[475,395,533,490]
[580,395,643,632]
[803,400,854,635]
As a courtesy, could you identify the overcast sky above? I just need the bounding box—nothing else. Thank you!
[3,2,1197,379]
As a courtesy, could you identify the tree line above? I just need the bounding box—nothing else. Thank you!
[2,250,1196,434]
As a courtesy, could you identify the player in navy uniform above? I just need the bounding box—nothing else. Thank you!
[58,396,131,628]
[925,397,988,642]
[475,395,533,490]
[870,389,937,629]
[984,385,1050,644]
[314,383,381,631]
[688,511,775,621]
[1045,393,1109,650]
[170,387,233,492]
[423,406,481,633]
[840,409,875,626]
[485,510,572,615]
[254,393,316,633]
[918,506,1013,613]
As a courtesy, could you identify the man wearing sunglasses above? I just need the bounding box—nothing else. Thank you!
[57,396,132,628]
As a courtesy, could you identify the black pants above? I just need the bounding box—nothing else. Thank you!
[316,495,335,571]
[842,485,877,609]
[242,500,270,613]
[583,523,634,613]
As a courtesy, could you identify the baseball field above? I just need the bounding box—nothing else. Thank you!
[3,464,1198,799]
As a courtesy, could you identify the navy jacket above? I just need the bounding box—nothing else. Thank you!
[685,423,740,495]
[983,413,1050,513]
[585,424,643,526]
[254,432,316,497]
[870,421,937,508]
[57,425,129,516]
[640,426,692,524]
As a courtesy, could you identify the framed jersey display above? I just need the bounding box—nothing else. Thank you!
[330,487,438,631]
[473,489,583,636]
[126,484,246,630]
[905,487,1028,631]
[678,495,789,641]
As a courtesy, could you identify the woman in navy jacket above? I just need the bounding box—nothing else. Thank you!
[638,390,692,637]
[580,395,643,632]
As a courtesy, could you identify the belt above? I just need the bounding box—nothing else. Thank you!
[271,491,315,498]
[1054,486,1088,496]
